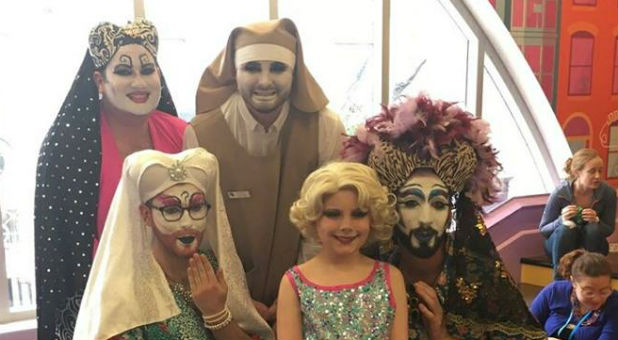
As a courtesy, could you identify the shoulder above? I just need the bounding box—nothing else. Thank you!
[151,111,188,131]
[600,181,617,197]
[318,107,343,122]
[551,180,570,196]
[190,109,223,129]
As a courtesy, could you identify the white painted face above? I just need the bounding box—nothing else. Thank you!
[97,44,161,116]
[236,60,293,116]
[395,170,450,258]
[146,183,210,257]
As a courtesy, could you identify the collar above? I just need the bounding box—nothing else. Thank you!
[225,92,290,133]
[564,179,604,206]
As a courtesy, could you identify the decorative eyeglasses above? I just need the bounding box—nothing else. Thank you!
[146,200,211,222]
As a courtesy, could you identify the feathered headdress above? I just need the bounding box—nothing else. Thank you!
[343,94,502,206]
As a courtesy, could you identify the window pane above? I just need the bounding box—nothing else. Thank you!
[482,54,547,198]
[571,34,594,66]
[0,0,267,316]
[569,65,592,95]
[390,0,471,107]
[573,0,597,5]
[279,0,381,132]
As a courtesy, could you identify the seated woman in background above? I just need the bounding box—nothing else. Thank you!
[538,148,616,279]
[531,249,617,340]
[73,149,273,340]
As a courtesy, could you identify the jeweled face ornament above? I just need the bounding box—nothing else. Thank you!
[394,169,451,258]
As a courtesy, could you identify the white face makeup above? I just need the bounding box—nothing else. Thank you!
[236,60,293,116]
[395,170,450,258]
[98,44,161,116]
[147,183,210,257]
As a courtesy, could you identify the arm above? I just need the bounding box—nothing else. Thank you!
[276,273,303,340]
[596,185,616,236]
[183,125,199,149]
[388,266,409,340]
[538,187,569,238]
[598,294,618,340]
[529,284,551,327]
[318,107,346,165]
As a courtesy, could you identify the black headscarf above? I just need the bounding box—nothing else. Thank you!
[34,49,176,340]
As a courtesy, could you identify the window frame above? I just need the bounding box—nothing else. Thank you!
[567,31,595,96]
[572,0,597,6]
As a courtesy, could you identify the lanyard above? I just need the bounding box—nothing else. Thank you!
[557,309,593,340]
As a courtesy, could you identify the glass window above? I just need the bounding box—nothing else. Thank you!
[390,0,473,109]
[613,38,618,95]
[573,0,597,5]
[482,54,547,199]
[608,122,618,178]
[568,31,594,96]
[0,0,267,321]
[279,0,382,133]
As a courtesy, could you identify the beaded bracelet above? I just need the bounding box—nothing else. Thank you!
[203,306,228,322]
[203,307,232,331]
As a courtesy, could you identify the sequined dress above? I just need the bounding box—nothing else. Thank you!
[285,260,396,340]
[110,251,217,340]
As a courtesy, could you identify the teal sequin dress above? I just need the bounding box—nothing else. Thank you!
[285,260,396,340]
[110,251,218,340]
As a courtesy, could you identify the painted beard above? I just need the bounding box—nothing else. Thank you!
[394,224,446,259]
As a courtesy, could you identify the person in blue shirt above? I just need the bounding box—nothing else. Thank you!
[531,249,617,340]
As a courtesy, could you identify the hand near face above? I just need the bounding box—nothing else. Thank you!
[581,208,598,223]
[561,205,578,221]
[187,253,228,315]
[414,281,450,340]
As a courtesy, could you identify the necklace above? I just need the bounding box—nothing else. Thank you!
[169,280,193,302]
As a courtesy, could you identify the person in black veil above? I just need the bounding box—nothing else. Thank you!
[34,19,188,340]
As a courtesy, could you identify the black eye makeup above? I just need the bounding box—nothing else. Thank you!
[113,55,134,76]
[139,54,155,75]
[270,62,288,73]
[351,209,369,218]
[323,209,342,218]
[243,61,262,73]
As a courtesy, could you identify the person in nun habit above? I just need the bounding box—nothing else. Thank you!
[73,148,273,340]
[35,19,187,340]
[184,18,346,322]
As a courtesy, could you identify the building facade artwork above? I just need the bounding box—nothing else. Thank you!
[491,0,618,186]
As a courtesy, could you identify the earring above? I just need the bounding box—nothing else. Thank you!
[98,92,103,101]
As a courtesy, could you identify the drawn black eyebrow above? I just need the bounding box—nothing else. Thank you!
[117,54,133,67]
[398,188,425,200]
[139,53,154,67]
[428,189,449,200]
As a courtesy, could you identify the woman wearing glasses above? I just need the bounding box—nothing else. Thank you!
[530,249,617,340]
[73,149,273,340]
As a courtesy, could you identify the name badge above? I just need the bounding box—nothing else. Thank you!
[227,190,251,199]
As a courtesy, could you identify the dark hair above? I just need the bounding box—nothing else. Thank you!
[558,249,612,280]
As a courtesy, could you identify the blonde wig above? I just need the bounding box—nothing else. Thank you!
[290,162,398,246]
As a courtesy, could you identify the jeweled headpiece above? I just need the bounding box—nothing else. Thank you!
[88,20,158,69]
[343,94,502,206]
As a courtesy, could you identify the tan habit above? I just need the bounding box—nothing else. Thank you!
[191,108,319,305]
[195,18,328,114]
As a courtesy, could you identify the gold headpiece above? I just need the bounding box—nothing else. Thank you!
[88,20,158,69]
[368,139,477,194]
